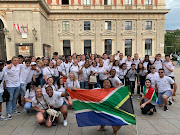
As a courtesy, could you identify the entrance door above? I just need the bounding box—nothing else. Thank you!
[63,40,71,56]
[84,40,91,55]
[0,19,6,60]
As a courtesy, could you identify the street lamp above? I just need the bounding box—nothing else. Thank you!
[3,28,11,41]
[32,28,37,40]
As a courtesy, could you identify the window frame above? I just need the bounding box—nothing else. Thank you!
[83,0,91,5]
[145,39,152,56]
[105,39,112,55]
[145,21,152,30]
[125,0,132,5]
[62,21,70,31]
[104,0,112,5]
[125,39,132,56]
[62,0,69,5]
[105,21,112,30]
[125,21,132,30]
[145,0,152,5]
[84,21,91,31]
[84,40,91,54]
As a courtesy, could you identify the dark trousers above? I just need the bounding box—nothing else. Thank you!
[129,81,135,94]
[141,103,155,114]
[137,76,146,94]
[99,80,104,88]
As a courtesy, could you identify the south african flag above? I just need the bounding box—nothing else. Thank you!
[67,86,136,127]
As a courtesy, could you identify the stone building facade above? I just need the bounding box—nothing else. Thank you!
[0,0,169,60]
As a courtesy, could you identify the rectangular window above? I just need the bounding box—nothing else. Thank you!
[63,40,71,56]
[62,21,69,31]
[145,0,152,5]
[84,40,91,54]
[125,39,132,56]
[62,0,69,5]
[145,21,152,30]
[125,0,132,5]
[43,44,51,58]
[104,0,111,5]
[105,21,111,30]
[145,39,152,56]
[105,39,112,55]
[125,21,132,30]
[16,43,33,57]
[84,21,90,30]
[83,0,91,5]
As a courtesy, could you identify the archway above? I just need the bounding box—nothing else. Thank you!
[0,19,6,60]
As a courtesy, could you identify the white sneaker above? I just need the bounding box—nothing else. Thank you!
[63,119,67,126]
[7,114,12,120]
[0,115,7,121]
[13,110,20,114]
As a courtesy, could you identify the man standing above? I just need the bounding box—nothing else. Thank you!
[155,69,177,111]
[132,53,141,69]
[52,52,59,65]
[102,53,110,67]
[3,56,21,119]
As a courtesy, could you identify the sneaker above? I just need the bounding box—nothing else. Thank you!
[13,110,20,114]
[52,121,57,126]
[164,106,168,111]
[63,119,67,126]
[153,107,157,112]
[148,111,153,115]
[168,97,173,105]
[7,114,12,120]
[0,115,8,121]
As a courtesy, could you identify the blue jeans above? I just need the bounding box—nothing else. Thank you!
[20,83,27,96]
[6,86,20,115]
[80,81,89,89]
[177,60,180,66]
[24,102,32,111]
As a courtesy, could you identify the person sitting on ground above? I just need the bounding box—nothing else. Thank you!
[32,88,51,127]
[24,81,36,115]
[140,79,157,115]
[44,86,68,126]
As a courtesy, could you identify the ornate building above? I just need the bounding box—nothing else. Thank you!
[0,0,169,60]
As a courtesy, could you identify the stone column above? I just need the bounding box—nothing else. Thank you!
[95,19,101,54]
[136,19,143,58]
[91,39,95,54]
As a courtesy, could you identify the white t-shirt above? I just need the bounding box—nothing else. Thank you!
[155,76,174,93]
[103,59,110,67]
[69,65,80,79]
[119,58,126,66]
[0,71,6,93]
[163,61,175,77]
[60,62,71,77]
[132,59,141,69]
[24,89,35,101]
[66,79,80,89]
[125,60,132,70]
[3,64,21,87]
[79,61,85,68]
[19,65,31,84]
[42,84,57,94]
[43,67,55,79]
[98,66,108,80]
[44,91,64,108]
[109,76,122,87]
[57,85,66,93]
[118,69,127,79]
[52,59,57,65]
[54,67,59,77]
[143,61,149,72]
[90,66,98,76]
[153,59,164,72]
[146,72,159,89]
[36,67,42,78]
[27,70,37,83]
[32,96,48,110]
[81,67,91,82]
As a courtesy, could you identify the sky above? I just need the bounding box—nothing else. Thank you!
[165,0,180,30]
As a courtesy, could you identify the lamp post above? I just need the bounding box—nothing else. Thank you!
[3,28,11,41]
[32,28,37,40]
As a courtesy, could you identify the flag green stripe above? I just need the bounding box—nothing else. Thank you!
[73,100,136,125]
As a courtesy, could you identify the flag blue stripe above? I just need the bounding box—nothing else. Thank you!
[76,111,129,127]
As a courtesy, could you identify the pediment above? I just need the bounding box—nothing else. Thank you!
[121,31,136,36]
[58,31,74,36]
[141,31,156,35]
[100,31,116,36]
[79,31,95,36]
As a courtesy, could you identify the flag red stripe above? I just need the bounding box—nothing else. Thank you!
[67,88,116,102]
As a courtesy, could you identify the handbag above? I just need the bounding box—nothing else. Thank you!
[89,75,97,84]
[46,108,60,122]
[2,89,10,102]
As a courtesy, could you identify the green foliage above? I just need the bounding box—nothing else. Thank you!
[165,30,180,54]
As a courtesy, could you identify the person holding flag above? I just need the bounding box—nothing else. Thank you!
[140,79,157,115]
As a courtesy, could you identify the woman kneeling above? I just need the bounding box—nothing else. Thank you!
[140,79,157,115]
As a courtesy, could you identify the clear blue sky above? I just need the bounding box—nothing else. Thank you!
[165,0,180,30]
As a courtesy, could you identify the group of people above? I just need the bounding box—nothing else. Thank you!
[0,51,177,135]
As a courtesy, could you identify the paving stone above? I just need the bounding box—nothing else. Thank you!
[55,124,70,135]
[10,125,37,135]
[68,123,83,135]
[83,126,105,135]
[166,118,180,130]
[148,119,180,134]
[33,125,57,135]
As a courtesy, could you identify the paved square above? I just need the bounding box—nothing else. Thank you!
[0,67,180,135]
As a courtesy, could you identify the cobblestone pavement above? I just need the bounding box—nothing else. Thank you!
[0,66,180,135]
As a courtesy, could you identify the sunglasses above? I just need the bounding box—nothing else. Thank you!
[158,72,164,73]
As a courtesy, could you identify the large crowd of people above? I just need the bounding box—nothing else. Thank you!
[0,52,177,134]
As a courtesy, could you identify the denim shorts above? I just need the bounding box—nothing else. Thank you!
[0,92,3,102]
[20,83,27,96]
[158,90,172,105]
